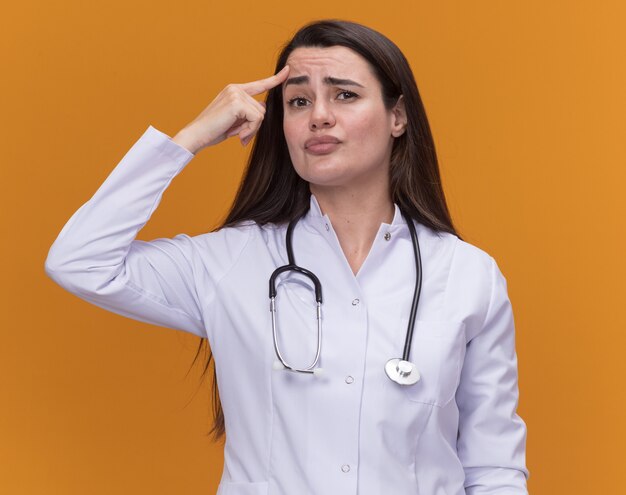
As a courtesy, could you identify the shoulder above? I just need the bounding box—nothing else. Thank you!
[187,220,259,250]
[453,235,496,275]
[183,219,290,259]
[167,220,262,272]
[416,223,495,277]
[451,235,504,300]
[420,226,508,337]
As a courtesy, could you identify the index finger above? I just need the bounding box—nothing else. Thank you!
[239,65,291,96]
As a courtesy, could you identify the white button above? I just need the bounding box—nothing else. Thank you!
[345,375,354,384]
[384,232,391,241]
[325,223,330,231]
[351,298,360,306]
[341,464,350,473]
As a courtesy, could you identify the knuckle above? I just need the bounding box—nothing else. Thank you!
[224,83,240,96]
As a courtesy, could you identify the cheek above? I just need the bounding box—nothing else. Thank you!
[282,118,301,153]
[282,118,308,178]
[352,113,389,149]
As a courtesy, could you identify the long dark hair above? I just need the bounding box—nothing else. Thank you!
[192,19,461,442]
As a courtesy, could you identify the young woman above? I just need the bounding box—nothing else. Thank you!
[46,19,529,495]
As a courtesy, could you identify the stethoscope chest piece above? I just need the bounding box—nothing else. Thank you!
[385,358,421,385]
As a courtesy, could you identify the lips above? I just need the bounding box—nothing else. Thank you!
[305,136,341,148]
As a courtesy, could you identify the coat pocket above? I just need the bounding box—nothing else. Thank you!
[216,481,269,495]
[398,319,466,407]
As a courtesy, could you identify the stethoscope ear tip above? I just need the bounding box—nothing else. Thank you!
[312,367,324,377]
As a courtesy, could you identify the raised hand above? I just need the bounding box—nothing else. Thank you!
[172,65,290,154]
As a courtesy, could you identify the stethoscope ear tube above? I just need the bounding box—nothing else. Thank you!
[269,290,323,374]
[269,215,324,373]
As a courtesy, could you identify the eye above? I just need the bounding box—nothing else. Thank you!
[337,90,358,100]
[286,90,359,108]
[286,96,309,108]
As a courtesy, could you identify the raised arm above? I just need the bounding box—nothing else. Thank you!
[44,127,212,336]
[45,66,291,337]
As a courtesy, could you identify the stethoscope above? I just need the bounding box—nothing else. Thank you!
[269,209,423,386]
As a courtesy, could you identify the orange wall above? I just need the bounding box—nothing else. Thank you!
[2,1,625,493]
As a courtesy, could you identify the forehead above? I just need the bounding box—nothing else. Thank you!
[284,46,375,81]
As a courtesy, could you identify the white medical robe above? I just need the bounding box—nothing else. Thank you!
[45,125,530,494]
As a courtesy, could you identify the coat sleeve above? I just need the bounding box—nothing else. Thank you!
[456,256,530,493]
[44,125,239,339]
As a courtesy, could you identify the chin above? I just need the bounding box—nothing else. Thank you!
[296,167,352,188]
[294,156,343,179]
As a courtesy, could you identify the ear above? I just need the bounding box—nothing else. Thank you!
[390,95,407,138]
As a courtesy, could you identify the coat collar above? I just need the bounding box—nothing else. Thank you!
[301,193,410,237]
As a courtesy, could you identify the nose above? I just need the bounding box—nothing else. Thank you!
[309,100,335,130]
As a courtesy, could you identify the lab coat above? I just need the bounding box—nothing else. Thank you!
[45,125,530,494]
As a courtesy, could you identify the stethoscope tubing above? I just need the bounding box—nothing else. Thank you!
[402,211,422,363]
[268,207,423,382]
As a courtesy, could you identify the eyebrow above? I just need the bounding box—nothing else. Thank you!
[284,75,364,88]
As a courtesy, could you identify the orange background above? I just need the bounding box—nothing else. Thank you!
[2,1,624,493]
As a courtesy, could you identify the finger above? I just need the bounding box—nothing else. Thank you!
[228,104,263,139]
[239,123,257,142]
[226,123,247,138]
[222,84,266,116]
[242,131,256,146]
[239,116,265,144]
[243,92,266,115]
[239,65,290,97]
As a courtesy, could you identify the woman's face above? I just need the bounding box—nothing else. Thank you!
[281,45,406,191]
